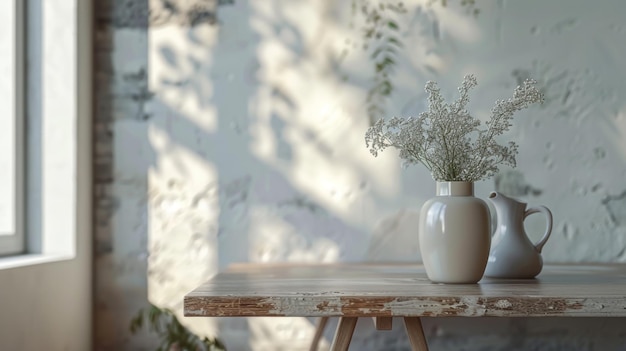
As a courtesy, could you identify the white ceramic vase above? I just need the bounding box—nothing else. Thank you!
[418,181,491,284]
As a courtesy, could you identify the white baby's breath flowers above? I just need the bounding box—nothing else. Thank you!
[365,74,544,182]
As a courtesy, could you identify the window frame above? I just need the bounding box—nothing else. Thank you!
[0,0,83,268]
[0,0,25,257]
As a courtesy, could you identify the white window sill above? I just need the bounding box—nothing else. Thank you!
[0,253,73,270]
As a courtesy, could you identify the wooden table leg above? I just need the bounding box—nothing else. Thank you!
[309,317,329,351]
[329,317,358,351]
[373,316,393,330]
[403,317,429,351]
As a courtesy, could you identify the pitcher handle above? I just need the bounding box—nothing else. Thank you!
[524,205,553,253]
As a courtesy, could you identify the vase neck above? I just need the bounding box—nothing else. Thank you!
[436,182,474,196]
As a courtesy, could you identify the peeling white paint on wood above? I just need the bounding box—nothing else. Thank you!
[494,299,512,309]
[185,263,626,318]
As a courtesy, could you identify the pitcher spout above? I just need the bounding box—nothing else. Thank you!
[488,191,508,206]
[488,191,527,216]
[489,191,520,205]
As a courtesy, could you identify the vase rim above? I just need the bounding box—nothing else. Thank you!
[436,181,474,196]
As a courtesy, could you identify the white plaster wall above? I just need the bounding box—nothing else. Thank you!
[103,0,626,349]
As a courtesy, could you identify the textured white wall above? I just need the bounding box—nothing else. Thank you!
[97,0,626,349]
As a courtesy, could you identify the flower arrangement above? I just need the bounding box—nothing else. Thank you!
[365,75,544,182]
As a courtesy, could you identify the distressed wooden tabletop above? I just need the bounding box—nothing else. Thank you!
[184,263,626,318]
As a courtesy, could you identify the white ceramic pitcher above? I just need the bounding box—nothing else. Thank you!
[484,192,553,279]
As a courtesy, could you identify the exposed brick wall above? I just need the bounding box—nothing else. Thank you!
[94,0,115,260]
[93,0,120,348]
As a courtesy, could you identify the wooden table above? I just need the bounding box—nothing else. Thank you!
[184,263,626,350]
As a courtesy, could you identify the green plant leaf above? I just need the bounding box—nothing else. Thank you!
[370,47,383,59]
[387,37,403,47]
[130,304,227,351]
[382,56,395,66]
[131,313,143,333]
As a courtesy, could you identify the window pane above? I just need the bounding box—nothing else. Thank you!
[0,0,17,236]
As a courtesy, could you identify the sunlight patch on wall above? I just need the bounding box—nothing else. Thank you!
[149,25,219,133]
[248,0,407,230]
[248,207,340,263]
